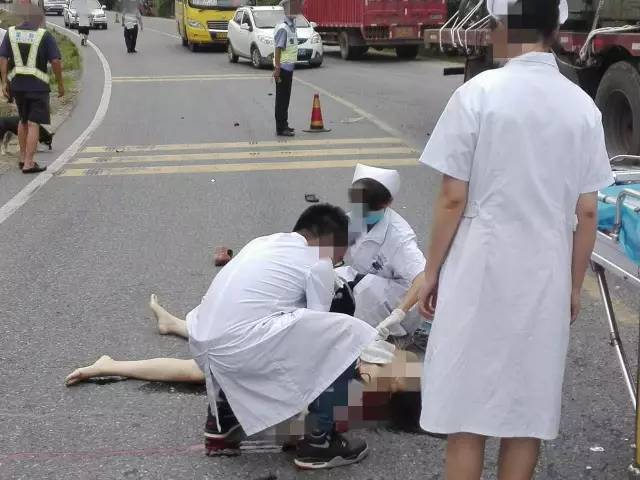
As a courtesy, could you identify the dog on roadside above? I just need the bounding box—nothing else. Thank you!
[0,116,54,155]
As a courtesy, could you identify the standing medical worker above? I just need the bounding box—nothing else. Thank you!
[121,0,142,53]
[417,1,613,479]
[273,0,301,137]
[189,204,375,469]
[338,164,427,338]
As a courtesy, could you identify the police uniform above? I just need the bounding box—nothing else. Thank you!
[0,23,60,126]
[273,16,297,134]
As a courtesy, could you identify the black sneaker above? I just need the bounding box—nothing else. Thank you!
[204,405,244,457]
[276,129,295,137]
[294,431,368,470]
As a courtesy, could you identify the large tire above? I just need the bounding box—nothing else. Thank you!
[228,42,239,63]
[395,45,419,59]
[595,60,640,156]
[338,31,366,60]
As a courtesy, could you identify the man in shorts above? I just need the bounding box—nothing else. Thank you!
[0,2,64,173]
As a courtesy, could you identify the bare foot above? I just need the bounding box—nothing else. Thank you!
[65,355,114,386]
[149,293,173,335]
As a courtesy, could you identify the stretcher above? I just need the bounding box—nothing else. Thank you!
[590,155,640,477]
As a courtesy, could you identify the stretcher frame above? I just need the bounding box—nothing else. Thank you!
[590,155,640,478]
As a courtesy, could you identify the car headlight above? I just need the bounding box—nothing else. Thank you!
[257,35,273,46]
[187,20,204,29]
[310,33,321,44]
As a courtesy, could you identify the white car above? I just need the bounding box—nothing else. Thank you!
[64,0,108,29]
[227,6,323,69]
[42,0,67,16]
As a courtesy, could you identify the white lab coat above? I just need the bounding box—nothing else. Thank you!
[418,52,614,440]
[336,208,426,336]
[187,232,377,437]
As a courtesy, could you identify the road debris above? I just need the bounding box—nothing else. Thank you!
[304,193,319,203]
[234,122,240,127]
[589,446,605,452]
[341,116,364,124]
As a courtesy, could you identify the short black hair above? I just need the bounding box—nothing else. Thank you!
[293,203,349,247]
[350,178,393,211]
[508,0,560,42]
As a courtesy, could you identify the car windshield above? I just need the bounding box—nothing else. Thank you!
[252,11,309,29]
[70,0,101,9]
[189,0,252,10]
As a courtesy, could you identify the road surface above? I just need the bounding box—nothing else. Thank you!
[0,13,638,480]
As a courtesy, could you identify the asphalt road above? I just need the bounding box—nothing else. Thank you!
[0,13,639,480]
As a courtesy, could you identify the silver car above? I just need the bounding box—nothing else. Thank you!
[42,0,68,16]
[64,0,108,29]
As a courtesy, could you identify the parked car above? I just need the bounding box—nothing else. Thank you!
[64,0,108,29]
[227,6,323,68]
[42,0,68,15]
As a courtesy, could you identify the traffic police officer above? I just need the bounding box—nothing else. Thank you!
[0,1,63,174]
[273,0,302,136]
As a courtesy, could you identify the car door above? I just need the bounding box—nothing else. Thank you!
[236,10,252,57]
[228,9,242,50]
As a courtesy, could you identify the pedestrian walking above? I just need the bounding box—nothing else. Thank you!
[273,0,302,137]
[416,0,613,479]
[75,0,91,47]
[0,2,64,173]
[121,0,142,53]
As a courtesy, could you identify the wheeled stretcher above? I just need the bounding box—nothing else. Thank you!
[590,155,640,477]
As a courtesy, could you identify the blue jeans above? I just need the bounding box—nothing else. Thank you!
[307,361,358,434]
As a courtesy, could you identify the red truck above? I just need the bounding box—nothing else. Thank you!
[424,1,640,156]
[303,0,448,60]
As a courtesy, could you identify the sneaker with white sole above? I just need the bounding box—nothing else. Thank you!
[204,404,245,457]
[294,430,368,470]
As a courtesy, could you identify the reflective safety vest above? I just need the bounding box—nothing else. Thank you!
[7,27,50,84]
[274,21,298,66]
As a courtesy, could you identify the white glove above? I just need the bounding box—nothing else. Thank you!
[376,308,406,340]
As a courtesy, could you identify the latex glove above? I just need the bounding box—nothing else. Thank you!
[376,308,406,340]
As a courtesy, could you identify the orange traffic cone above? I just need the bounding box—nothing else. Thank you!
[303,93,331,133]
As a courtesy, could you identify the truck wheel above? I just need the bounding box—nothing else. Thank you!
[339,31,366,60]
[595,60,640,156]
[395,45,419,60]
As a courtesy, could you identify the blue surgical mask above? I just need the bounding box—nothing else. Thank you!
[365,209,385,225]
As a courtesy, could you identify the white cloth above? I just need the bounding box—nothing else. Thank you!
[75,0,91,28]
[353,163,401,198]
[337,208,426,336]
[418,51,614,440]
[187,232,377,437]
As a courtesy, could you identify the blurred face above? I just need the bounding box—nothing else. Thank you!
[492,16,559,60]
[318,234,348,266]
[15,2,44,26]
[285,0,303,17]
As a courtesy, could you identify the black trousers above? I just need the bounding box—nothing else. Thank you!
[124,25,138,52]
[275,69,293,132]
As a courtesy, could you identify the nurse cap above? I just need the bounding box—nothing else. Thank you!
[352,163,401,198]
[487,0,568,25]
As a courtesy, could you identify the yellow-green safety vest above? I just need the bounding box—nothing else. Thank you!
[7,27,50,84]
[274,21,298,66]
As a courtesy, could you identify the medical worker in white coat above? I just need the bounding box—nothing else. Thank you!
[188,204,376,470]
[417,0,613,479]
[337,164,427,339]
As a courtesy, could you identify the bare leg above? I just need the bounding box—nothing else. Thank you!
[445,433,486,480]
[22,121,39,170]
[497,438,540,480]
[149,294,188,338]
[65,356,204,386]
[18,121,27,166]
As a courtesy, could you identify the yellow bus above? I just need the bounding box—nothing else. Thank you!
[176,0,255,51]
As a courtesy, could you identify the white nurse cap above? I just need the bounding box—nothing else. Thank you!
[487,0,569,25]
[352,164,401,198]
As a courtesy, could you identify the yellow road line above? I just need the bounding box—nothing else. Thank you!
[71,147,416,166]
[81,137,402,154]
[58,158,419,177]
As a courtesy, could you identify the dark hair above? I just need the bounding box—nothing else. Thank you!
[293,203,349,247]
[350,178,393,211]
[508,0,560,42]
